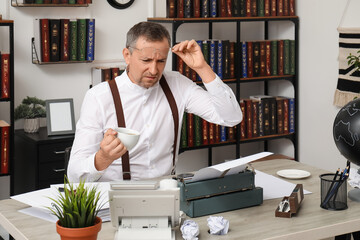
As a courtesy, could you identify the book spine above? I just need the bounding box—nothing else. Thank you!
[290,40,296,75]
[52,0,60,3]
[1,54,10,99]
[177,55,185,75]
[209,40,217,73]
[283,39,290,75]
[49,19,60,62]
[60,0,69,3]
[177,0,184,18]
[193,0,201,18]
[85,0,92,3]
[289,98,295,133]
[283,98,289,134]
[271,0,276,16]
[181,113,187,148]
[258,100,264,136]
[218,0,226,17]
[210,0,217,17]
[202,119,209,145]
[86,18,95,61]
[226,0,232,17]
[35,0,44,3]
[60,19,70,61]
[77,19,87,61]
[187,113,194,147]
[259,41,266,76]
[269,98,277,135]
[215,124,220,143]
[239,100,246,139]
[278,40,284,75]
[184,0,192,18]
[40,19,50,62]
[102,68,111,82]
[276,98,284,134]
[194,115,202,146]
[1,125,9,174]
[277,0,283,16]
[223,40,230,79]
[166,0,176,18]
[257,0,265,17]
[69,0,76,3]
[233,0,240,17]
[217,40,223,79]
[246,0,251,17]
[77,0,85,3]
[201,0,210,17]
[283,0,289,16]
[253,41,260,77]
[289,0,295,16]
[245,99,253,138]
[252,100,259,137]
[251,0,257,16]
[69,19,78,61]
[247,41,253,77]
[220,126,227,142]
[111,67,120,80]
[271,40,278,75]
[229,42,235,79]
[264,0,270,16]
[209,122,215,144]
[262,98,271,135]
[265,41,271,76]
[240,0,247,17]
[44,0,51,3]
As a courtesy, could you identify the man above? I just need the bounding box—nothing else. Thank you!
[67,21,242,182]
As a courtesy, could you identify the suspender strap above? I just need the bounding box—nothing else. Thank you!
[159,76,179,167]
[108,80,131,180]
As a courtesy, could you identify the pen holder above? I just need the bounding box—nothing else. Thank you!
[320,173,347,210]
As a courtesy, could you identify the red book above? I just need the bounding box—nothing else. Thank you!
[102,68,111,82]
[239,100,246,139]
[60,19,70,61]
[226,0,232,17]
[202,119,209,145]
[77,0,85,3]
[283,98,289,133]
[52,0,60,3]
[271,0,277,16]
[244,99,253,138]
[191,69,197,82]
[167,0,176,18]
[60,0,69,4]
[251,0,257,17]
[209,122,215,144]
[278,40,284,75]
[227,126,235,141]
[260,41,266,76]
[193,0,201,18]
[246,0,251,17]
[283,0,289,16]
[264,0,270,16]
[215,124,220,143]
[265,41,271,76]
[218,0,227,17]
[229,42,235,78]
[252,100,259,137]
[85,0,92,3]
[247,41,253,78]
[44,0,51,3]
[277,0,283,16]
[187,113,194,147]
[177,0,184,18]
[184,64,191,79]
[40,19,50,63]
[177,56,184,75]
[276,97,284,134]
[0,121,10,174]
[1,54,10,99]
[111,67,120,80]
[289,0,295,16]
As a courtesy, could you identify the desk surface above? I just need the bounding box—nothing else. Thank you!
[1,159,360,240]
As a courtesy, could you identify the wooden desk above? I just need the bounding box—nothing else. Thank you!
[1,159,360,239]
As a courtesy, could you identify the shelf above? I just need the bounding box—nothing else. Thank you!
[240,133,295,144]
[0,98,11,102]
[11,1,89,7]
[148,16,299,23]
[0,20,14,24]
[240,75,295,83]
[179,140,237,153]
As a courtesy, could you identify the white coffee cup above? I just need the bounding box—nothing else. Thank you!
[114,127,140,150]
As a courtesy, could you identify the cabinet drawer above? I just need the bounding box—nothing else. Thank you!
[39,141,73,163]
[39,160,66,181]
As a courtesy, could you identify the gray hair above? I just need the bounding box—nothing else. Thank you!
[126,22,171,50]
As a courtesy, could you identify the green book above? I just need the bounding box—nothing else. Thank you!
[77,19,87,61]
[194,115,202,146]
[180,113,187,148]
[69,19,78,61]
[35,0,44,3]
[290,40,296,75]
[257,0,265,17]
[202,40,209,64]
[283,39,290,75]
[69,0,76,3]
[270,40,277,76]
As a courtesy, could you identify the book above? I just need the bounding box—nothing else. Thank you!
[277,0,283,16]
[202,119,209,145]
[251,0,257,16]
[223,40,230,79]
[264,0,270,16]
[181,113,187,148]
[260,41,266,76]
[253,41,260,77]
[69,19,78,61]
[60,19,70,61]
[283,97,289,134]
[209,40,217,74]
[233,0,240,17]
[227,126,235,141]
[210,0,217,17]
[247,41,253,77]
[0,120,10,175]
[271,40,278,75]
[229,42,235,79]
[265,41,271,76]
[215,124,220,143]
[220,125,227,142]
[166,0,176,18]
[226,0,232,17]
[283,39,290,75]
[258,0,265,17]
[184,0,192,18]
[283,0,289,16]
[250,95,276,136]
[86,19,95,61]
[289,0,295,16]
[201,0,210,17]
[39,19,50,62]
[289,97,295,133]
[217,40,223,79]
[69,0,76,3]
[194,115,202,146]
[246,0,251,17]
[1,54,10,99]
[49,19,60,62]
[239,100,246,139]
[244,99,253,138]
[217,0,226,18]
[271,0,276,16]
[102,68,111,82]
[193,0,201,18]
[276,97,284,134]
[187,113,194,147]
[77,19,87,61]
[290,40,296,75]
[240,0,247,17]
[269,97,277,135]
[35,0,44,3]
[241,41,247,78]
[209,122,215,144]
[111,67,120,80]
[177,55,185,75]
[252,100,259,137]
[177,0,184,18]
[278,40,284,75]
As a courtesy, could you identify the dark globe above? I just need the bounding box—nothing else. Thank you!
[333,98,360,166]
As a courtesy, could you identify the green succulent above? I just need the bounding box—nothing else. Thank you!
[48,176,105,228]
[347,50,360,72]
[14,96,46,120]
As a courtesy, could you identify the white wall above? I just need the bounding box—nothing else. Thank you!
[0,0,358,191]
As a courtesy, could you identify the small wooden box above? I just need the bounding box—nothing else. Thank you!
[275,184,304,218]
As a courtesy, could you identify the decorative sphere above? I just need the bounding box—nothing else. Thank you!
[333,98,360,165]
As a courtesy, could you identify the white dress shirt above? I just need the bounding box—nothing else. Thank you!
[67,70,242,182]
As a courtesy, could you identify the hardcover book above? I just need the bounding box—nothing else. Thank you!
[49,19,60,62]
[253,41,260,77]
[244,99,253,138]
[226,0,232,17]
[209,40,217,74]
[241,41,247,78]
[166,0,176,18]
[193,0,201,18]
[194,115,202,146]
[222,40,230,79]
[184,0,192,18]
[217,40,223,79]
[276,97,284,134]
[260,41,266,76]
[277,0,283,16]
[0,120,10,175]
[201,0,210,17]
[40,19,50,62]
[77,18,87,61]
[289,98,295,133]
[271,0,276,16]
[257,0,265,17]
[181,114,187,148]
[210,0,217,17]
[278,40,284,75]
[290,40,296,75]
[283,97,289,134]
[187,113,194,147]
[209,122,215,144]
[218,0,227,17]
[252,100,259,137]
[220,125,227,142]
[69,19,78,61]
[86,18,95,61]
[283,39,290,75]
[265,41,271,76]
[264,0,270,16]
[177,0,184,18]
[1,54,10,99]
[246,0,251,17]
[239,100,246,139]
[247,41,253,77]
[60,19,70,61]
[229,42,235,79]
[271,40,278,75]
[202,119,209,145]
[251,0,257,16]
[289,0,295,16]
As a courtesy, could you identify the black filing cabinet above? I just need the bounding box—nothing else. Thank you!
[14,127,74,194]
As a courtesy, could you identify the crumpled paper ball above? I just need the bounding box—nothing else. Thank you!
[207,216,229,235]
[180,219,199,240]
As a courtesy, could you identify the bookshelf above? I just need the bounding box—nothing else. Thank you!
[147,16,299,165]
[0,20,14,196]
[11,0,89,7]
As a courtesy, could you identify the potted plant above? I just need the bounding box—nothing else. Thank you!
[48,177,104,240]
[14,96,46,133]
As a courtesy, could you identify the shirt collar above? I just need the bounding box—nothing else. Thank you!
[121,71,160,94]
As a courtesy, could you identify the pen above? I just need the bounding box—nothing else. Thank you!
[321,168,339,207]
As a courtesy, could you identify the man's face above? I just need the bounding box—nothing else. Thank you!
[123,36,170,88]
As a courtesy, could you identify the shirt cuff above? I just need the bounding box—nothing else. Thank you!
[87,152,104,182]
[203,75,229,95]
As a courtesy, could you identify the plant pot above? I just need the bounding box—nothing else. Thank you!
[23,118,40,133]
[56,217,102,240]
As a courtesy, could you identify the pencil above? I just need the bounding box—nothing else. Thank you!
[321,168,340,208]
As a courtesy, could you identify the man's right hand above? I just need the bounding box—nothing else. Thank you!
[94,128,127,171]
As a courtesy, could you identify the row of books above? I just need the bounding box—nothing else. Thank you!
[240,95,294,139]
[180,113,236,148]
[241,39,295,78]
[91,67,125,88]
[166,0,296,18]
[22,0,92,3]
[0,53,10,99]
[177,39,236,82]
[0,121,10,175]
[34,18,95,63]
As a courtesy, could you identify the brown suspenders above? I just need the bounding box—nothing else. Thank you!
[108,75,179,180]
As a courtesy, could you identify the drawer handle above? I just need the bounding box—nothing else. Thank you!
[54,151,65,154]
[53,168,65,173]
